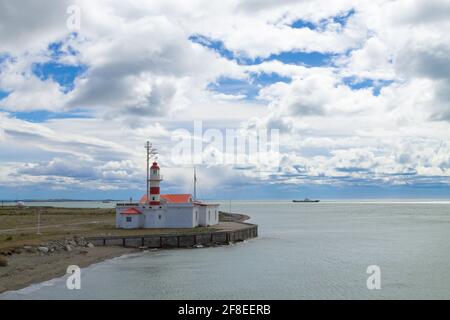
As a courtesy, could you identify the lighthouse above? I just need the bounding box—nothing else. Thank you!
[116,141,219,229]
[149,161,162,205]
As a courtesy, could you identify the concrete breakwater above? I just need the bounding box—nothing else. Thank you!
[86,222,258,249]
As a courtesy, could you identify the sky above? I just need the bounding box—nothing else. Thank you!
[0,0,450,200]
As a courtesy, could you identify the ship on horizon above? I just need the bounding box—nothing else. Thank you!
[292,198,320,203]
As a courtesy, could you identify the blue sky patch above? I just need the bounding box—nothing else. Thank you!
[29,37,85,92]
[208,77,259,100]
[11,110,91,123]
[48,41,66,58]
[290,19,317,30]
[189,34,236,61]
[0,54,15,70]
[342,76,393,96]
[32,62,86,92]
[332,9,355,27]
[290,9,355,32]
[208,73,290,100]
[190,34,333,67]
[263,51,334,67]
[47,35,79,59]
[0,54,9,65]
[0,90,10,100]
[48,41,79,61]
[251,72,291,85]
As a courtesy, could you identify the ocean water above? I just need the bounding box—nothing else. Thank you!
[2,200,450,299]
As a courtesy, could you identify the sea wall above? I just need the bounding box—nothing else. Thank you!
[85,222,258,249]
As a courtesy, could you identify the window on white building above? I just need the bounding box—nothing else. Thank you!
[126,217,132,222]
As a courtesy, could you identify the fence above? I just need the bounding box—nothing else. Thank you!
[86,223,258,248]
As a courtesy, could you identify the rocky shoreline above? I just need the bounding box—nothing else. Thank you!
[0,245,136,294]
[0,212,252,294]
[1,235,96,258]
[0,234,138,294]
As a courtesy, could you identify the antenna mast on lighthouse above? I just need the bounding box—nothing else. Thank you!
[145,141,158,205]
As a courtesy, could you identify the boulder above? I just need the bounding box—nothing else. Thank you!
[25,246,38,253]
[64,245,72,252]
[68,241,76,247]
[0,255,8,267]
[86,242,94,248]
[78,238,87,246]
[38,247,49,254]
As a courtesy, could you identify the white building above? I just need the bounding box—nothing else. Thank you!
[116,161,219,229]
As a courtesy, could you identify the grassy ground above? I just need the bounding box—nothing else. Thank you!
[0,206,217,251]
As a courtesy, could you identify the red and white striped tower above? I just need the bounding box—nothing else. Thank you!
[149,161,162,205]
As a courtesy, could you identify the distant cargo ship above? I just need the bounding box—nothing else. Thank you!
[292,198,320,203]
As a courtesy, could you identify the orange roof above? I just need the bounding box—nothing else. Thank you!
[120,207,142,215]
[140,194,192,204]
[162,194,192,203]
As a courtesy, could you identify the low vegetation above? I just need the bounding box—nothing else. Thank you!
[0,206,218,252]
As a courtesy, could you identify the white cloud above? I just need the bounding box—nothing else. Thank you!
[0,0,450,196]
[0,0,73,54]
[0,55,69,111]
[337,37,395,80]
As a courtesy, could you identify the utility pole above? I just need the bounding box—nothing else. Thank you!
[36,208,42,235]
[194,166,197,201]
[145,141,158,205]
[146,141,150,206]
